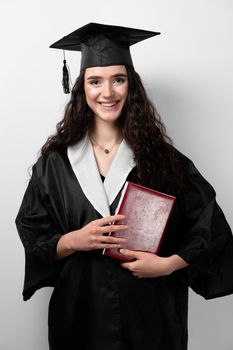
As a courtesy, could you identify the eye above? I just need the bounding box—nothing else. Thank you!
[89,80,102,87]
[113,77,126,85]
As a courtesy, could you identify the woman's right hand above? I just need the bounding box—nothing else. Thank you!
[56,214,127,259]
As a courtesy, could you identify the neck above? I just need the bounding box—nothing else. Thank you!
[89,119,122,145]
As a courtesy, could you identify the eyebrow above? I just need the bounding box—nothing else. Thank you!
[86,73,128,80]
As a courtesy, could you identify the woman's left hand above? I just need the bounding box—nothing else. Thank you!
[120,249,187,278]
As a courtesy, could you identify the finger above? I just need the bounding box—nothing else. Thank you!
[99,243,123,249]
[133,273,141,278]
[100,224,128,234]
[121,261,136,270]
[95,235,127,244]
[93,214,126,226]
[119,249,140,258]
[121,262,130,269]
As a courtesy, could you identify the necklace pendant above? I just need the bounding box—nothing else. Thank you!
[104,149,110,154]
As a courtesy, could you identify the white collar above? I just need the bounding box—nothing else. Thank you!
[67,133,135,217]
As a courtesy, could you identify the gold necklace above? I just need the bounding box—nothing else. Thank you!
[90,137,122,154]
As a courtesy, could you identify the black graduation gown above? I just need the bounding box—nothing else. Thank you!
[15,147,233,350]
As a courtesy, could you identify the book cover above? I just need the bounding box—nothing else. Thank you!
[103,182,176,262]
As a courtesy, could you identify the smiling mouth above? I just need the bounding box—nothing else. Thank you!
[98,101,119,108]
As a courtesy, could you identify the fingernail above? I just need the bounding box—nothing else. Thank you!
[120,249,125,254]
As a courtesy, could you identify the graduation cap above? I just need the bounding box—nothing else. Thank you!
[50,22,160,93]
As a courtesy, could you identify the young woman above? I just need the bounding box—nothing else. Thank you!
[16,23,233,350]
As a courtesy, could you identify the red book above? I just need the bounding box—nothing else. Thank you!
[103,182,176,262]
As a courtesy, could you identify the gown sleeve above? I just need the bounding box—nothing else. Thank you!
[176,156,233,300]
[15,165,64,301]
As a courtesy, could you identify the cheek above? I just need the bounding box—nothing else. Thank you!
[115,89,128,101]
[120,83,128,100]
[121,87,128,101]
[84,86,98,104]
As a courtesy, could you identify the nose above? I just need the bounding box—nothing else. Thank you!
[102,81,113,98]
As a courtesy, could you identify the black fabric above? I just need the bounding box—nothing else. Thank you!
[15,147,233,350]
[100,173,105,182]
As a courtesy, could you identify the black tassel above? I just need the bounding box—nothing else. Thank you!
[62,59,70,94]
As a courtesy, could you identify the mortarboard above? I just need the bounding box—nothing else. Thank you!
[50,22,160,93]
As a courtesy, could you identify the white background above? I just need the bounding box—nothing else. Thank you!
[0,0,233,349]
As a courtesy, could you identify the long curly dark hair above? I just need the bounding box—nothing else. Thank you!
[41,66,182,194]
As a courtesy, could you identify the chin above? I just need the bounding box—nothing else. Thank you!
[99,115,121,123]
[96,110,123,122]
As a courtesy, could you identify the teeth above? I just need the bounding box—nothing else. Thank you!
[100,102,117,107]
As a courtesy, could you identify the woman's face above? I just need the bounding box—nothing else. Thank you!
[84,65,128,124]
